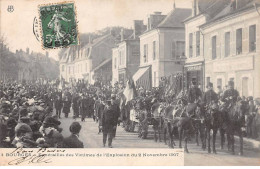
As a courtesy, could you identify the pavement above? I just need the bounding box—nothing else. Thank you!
[57,111,260,166]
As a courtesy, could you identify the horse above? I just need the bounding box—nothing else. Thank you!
[162,103,196,153]
[225,100,248,155]
[201,102,223,153]
[150,102,165,142]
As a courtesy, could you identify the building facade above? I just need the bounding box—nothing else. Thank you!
[112,21,144,85]
[201,1,260,98]
[183,0,231,90]
[137,7,191,89]
[59,33,118,84]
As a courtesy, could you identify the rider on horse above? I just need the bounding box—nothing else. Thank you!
[202,82,218,110]
[221,81,239,111]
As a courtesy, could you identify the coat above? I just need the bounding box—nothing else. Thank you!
[187,87,202,103]
[63,134,84,148]
[202,89,218,105]
[102,104,120,133]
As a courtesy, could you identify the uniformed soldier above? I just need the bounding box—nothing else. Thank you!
[202,82,218,106]
[221,81,239,109]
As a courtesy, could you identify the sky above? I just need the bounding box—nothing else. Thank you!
[0,0,192,60]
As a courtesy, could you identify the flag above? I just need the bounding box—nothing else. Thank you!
[123,78,137,103]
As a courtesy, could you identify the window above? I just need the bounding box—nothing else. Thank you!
[206,77,210,87]
[212,36,217,59]
[114,58,117,69]
[236,28,242,54]
[153,41,156,60]
[249,25,256,52]
[217,78,222,89]
[189,33,193,58]
[225,32,230,57]
[176,41,185,59]
[196,31,200,56]
[143,44,148,63]
[62,65,64,72]
[119,51,122,65]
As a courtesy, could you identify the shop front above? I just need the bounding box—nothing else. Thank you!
[184,62,204,91]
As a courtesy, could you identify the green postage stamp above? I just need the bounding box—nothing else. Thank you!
[39,2,78,49]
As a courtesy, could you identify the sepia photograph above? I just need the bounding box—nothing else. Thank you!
[0,0,260,166]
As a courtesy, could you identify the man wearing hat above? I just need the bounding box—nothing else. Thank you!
[221,81,239,107]
[101,94,120,148]
[187,81,202,104]
[202,82,218,106]
[63,122,84,148]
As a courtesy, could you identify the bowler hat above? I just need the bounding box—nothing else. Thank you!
[15,123,32,134]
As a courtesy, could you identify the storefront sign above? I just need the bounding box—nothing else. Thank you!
[186,65,202,71]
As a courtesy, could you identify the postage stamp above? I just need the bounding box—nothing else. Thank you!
[39,2,78,49]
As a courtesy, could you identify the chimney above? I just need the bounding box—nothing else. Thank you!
[192,0,197,17]
[120,28,124,41]
[133,20,144,39]
[26,47,29,54]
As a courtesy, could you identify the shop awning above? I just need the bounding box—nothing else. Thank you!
[133,66,151,90]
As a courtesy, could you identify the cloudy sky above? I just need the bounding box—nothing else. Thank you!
[0,0,191,60]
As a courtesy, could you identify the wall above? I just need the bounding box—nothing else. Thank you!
[202,10,260,98]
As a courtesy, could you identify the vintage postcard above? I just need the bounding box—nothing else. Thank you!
[0,0,260,166]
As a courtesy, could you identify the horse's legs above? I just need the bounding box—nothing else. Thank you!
[163,126,167,145]
[195,127,199,146]
[153,125,158,142]
[200,125,206,150]
[178,127,183,148]
[220,128,225,150]
[231,134,235,155]
[238,129,244,156]
[184,131,189,153]
[213,128,217,154]
[207,128,211,153]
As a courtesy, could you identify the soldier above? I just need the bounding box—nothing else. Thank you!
[63,122,84,148]
[221,81,239,108]
[202,82,218,106]
[187,81,202,104]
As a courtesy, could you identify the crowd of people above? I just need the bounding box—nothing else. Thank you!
[0,78,259,149]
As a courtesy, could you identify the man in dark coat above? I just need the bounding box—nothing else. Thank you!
[78,94,88,122]
[101,97,120,148]
[63,122,84,148]
[72,93,80,119]
[221,81,239,106]
[187,81,202,104]
[202,82,218,106]
[54,95,63,118]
